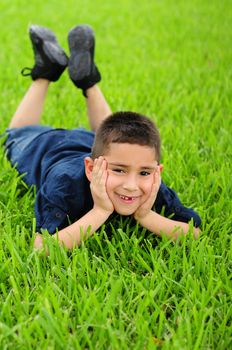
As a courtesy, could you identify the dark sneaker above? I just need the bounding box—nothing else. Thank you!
[68,24,101,96]
[21,25,68,81]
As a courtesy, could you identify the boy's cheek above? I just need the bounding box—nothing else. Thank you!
[105,173,114,194]
[139,182,153,203]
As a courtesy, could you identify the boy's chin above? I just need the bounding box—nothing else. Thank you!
[114,207,137,216]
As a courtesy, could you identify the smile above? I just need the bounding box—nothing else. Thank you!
[117,194,140,203]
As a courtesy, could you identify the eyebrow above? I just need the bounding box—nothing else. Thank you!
[108,162,156,170]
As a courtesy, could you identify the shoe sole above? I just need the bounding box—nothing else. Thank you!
[29,25,68,66]
[68,25,95,80]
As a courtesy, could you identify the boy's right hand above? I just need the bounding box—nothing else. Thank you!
[90,156,114,215]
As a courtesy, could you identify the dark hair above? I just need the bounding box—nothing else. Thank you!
[91,111,161,162]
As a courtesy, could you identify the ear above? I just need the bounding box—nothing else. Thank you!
[84,157,94,181]
[159,164,164,173]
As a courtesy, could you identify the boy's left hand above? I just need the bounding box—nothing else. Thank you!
[134,166,161,221]
[34,233,43,249]
[34,233,50,255]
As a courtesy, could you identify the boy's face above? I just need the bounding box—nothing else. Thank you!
[86,143,162,216]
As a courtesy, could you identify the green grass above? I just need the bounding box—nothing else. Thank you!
[0,0,231,349]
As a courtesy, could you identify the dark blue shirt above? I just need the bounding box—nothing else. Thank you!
[5,126,201,233]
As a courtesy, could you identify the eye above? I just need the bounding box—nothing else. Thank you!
[140,171,151,176]
[112,168,125,174]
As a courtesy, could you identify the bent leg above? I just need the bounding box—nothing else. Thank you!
[9,79,50,128]
[85,85,112,132]
[9,24,68,129]
[67,25,111,131]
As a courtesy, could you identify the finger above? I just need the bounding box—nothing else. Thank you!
[154,166,161,188]
[34,233,44,249]
[148,169,161,201]
[92,157,108,188]
[92,157,104,180]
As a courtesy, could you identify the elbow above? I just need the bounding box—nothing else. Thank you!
[193,226,201,240]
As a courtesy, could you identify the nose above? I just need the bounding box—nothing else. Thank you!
[122,174,139,192]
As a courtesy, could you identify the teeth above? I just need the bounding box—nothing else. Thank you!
[120,195,131,200]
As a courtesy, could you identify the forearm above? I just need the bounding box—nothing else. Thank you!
[53,207,111,249]
[136,211,200,240]
[34,207,111,251]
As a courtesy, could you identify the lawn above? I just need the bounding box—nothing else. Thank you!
[0,0,231,349]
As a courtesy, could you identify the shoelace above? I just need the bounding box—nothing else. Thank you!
[21,67,32,76]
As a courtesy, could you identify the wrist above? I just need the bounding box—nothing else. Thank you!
[134,209,153,223]
[92,206,113,220]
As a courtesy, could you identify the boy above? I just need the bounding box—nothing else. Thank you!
[4,24,201,250]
